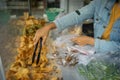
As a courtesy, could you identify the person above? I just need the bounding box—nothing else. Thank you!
[34,0,120,53]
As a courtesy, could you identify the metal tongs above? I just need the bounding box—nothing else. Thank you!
[32,37,43,65]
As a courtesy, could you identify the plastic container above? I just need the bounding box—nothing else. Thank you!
[45,8,64,22]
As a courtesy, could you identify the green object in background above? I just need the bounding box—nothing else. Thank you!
[78,52,120,80]
[0,10,10,24]
[46,8,64,22]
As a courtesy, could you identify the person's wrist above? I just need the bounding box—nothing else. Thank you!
[46,22,56,31]
[45,25,51,31]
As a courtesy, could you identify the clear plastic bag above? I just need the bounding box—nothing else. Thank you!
[53,34,78,49]
[53,34,95,66]
[77,51,120,80]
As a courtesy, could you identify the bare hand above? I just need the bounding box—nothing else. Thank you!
[33,22,56,45]
[33,26,49,45]
[71,35,94,46]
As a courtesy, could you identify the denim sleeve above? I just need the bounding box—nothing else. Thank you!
[54,0,97,32]
[95,39,120,53]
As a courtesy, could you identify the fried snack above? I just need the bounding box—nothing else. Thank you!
[51,77,59,80]
[6,15,60,80]
[40,66,53,73]
[31,72,46,80]
[6,70,17,80]
[24,12,29,20]
[65,55,73,63]
[15,68,30,79]
[33,19,39,25]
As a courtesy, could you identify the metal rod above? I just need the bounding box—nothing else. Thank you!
[28,0,32,16]
[0,56,6,80]
[67,0,69,13]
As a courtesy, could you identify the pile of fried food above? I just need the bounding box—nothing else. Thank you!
[6,13,61,80]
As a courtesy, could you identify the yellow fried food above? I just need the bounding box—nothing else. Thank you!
[25,19,34,26]
[10,60,26,72]
[15,68,30,80]
[6,15,60,80]
[51,77,58,80]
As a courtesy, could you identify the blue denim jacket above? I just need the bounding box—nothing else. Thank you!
[54,0,120,53]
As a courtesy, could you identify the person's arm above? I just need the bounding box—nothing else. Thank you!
[54,0,97,32]
[95,39,120,52]
[34,0,98,45]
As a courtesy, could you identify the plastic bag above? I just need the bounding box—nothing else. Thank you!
[77,51,120,80]
[53,34,78,49]
[53,34,95,66]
